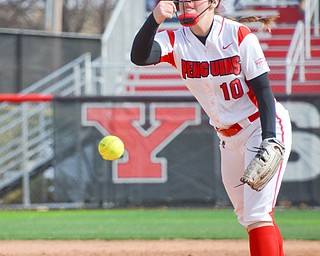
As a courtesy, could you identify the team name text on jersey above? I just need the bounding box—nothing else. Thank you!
[181,56,241,79]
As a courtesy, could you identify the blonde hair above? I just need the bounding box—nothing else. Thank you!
[234,15,280,33]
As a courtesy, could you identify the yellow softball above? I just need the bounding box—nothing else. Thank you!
[98,135,124,161]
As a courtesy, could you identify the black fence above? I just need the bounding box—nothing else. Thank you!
[51,95,320,208]
[0,30,101,93]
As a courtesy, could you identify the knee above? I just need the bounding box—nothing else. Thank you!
[247,221,273,232]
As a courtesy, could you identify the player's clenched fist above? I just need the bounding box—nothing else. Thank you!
[153,0,177,24]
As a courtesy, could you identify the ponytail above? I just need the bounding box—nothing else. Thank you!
[235,15,279,33]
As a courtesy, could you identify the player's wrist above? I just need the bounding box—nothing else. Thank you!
[262,131,276,140]
[147,13,161,27]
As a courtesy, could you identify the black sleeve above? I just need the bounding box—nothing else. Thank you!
[248,72,276,139]
[130,13,162,66]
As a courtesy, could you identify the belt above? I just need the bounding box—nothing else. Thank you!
[216,112,260,137]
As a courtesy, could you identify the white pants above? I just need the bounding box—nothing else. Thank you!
[218,102,292,228]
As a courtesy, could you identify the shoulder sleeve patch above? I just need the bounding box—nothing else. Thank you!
[238,26,251,46]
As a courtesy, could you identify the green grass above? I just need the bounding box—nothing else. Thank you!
[0,208,318,240]
[276,209,320,240]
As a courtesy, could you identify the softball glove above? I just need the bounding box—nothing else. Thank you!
[240,138,285,192]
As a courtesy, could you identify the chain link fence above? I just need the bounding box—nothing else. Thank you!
[0,95,319,209]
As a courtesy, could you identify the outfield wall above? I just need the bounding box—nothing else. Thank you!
[51,95,320,208]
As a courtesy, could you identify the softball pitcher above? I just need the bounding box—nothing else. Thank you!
[131,1,292,255]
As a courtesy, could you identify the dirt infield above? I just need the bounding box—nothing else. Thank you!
[0,240,318,256]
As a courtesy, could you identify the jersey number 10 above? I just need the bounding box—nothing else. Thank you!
[220,78,244,100]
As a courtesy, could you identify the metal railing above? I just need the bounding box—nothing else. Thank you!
[101,0,145,63]
[0,0,145,207]
[100,0,145,94]
[305,0,320,59]
[22,53,93,95]
[286,21,305,95]
[240,0,299,7]
[0,53,92,207]
[0,102,53,205]
[91,61,189,96]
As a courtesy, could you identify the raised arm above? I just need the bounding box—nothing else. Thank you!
[130,1,177,66]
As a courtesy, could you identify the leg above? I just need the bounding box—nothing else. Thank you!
[245,104,291,256]
[219,105,291,255]
[270,209,285,256]
[247,213,284,256]
[243,132,281,256]
[248,224,280,256]
[221,133,284,256]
